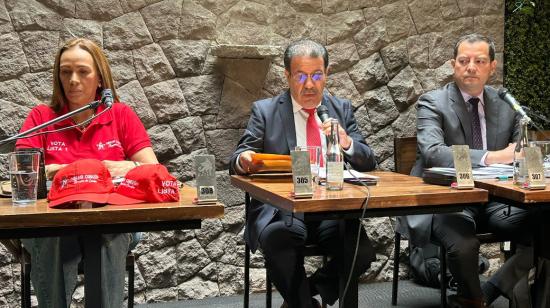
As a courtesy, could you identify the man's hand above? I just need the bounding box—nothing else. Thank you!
[321,118,352,150]
[238,150,264,174]
[102,160,136,177]
[484,143,516,165]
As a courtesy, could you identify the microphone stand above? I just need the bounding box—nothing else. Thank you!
[0,100,101,153]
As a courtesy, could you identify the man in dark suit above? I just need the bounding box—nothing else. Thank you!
[398,34,533,307]
[230,39,377,308]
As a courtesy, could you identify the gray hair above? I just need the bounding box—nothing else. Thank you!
[283,39,329,71]
[453,33,496,61]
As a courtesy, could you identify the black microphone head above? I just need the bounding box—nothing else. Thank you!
[498,87,508,99]
[317,105,329,122]
[101,88,114,107]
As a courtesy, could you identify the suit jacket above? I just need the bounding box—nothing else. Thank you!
[229,90,377,252]
[398,82,521,246]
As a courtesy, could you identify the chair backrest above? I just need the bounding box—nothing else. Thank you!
[393,136,417,175]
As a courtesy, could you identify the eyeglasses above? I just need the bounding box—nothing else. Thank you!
[292,72,325,84]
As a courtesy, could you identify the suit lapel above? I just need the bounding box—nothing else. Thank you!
[449,83,473,147]
[277,91,297,151]
[484,87,499,150]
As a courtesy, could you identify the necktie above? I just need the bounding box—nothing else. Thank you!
[469,97,483,150]
[304,108,323,167]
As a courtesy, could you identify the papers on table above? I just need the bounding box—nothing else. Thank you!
[318,168,379,184]
[426,164,517,179]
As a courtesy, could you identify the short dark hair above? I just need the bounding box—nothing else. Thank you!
[283,39,329,71]
[453,33,496,61]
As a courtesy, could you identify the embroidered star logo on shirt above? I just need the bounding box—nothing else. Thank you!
[97,142,105,150]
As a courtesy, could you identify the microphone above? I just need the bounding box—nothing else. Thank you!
[101,88,114,107]
[317,105,330,123]
[498,88,528,119]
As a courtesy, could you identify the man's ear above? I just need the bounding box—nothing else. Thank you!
[450,59,456,69]
[284,69,290,81]
[490,60,497,75]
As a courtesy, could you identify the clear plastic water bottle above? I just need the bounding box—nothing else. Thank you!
[513,119,529,186]
[326,119,344,190]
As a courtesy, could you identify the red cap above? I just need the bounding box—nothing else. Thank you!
[48,159,114,208]
[107,164,179,205]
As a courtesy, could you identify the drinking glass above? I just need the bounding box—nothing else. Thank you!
[8,151,40,206]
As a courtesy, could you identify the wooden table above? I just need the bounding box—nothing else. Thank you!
[0,186,224,308]
[476,179,550,307]
[232,171,488,307]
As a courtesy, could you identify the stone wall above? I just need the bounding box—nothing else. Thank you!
[0,0,505,306]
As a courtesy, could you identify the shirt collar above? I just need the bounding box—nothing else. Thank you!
[290,94,322,114]
[460,89,485,107]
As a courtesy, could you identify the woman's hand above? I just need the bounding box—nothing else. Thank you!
[45,164,68,180]
[102,160,136,177]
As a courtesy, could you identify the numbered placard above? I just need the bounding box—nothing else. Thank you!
[524,147,546,190]
[452,145,474,189]
[291,150,313,198]
[195,155,218,204]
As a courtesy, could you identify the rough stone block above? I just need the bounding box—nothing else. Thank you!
[104,49,137,87]
[178,75,223,115]
[348,52,388,94]
[117,80,158,128]
[407,33,431,69]
[326,71,362,109]
[391,104,417,138]
[354,19,388,58]
[147,124,183,162]
[180,0,216,40]
[408,0,442,34]
[0,100,30,140]
[120,0,163,13]
[170,116,206,154]
[37,0,76,17]
[164,148,208,181]
[380,0,416,41]
[287,0,322,13]
[6,0,62,31]
[380,39,409,79]
[139,246,177,289]
[61,19,102,47]
[216,78,256,129]
[354,105,372,138]
[176,238,211,282]
[196,0,239,16]
[326,10,364,44]
[75,0,124,20]
[327,38,360,73]
[178,276,220,299]
[0,79,40,108]
[143,79,189,123]
[141,0,182,41]
[387,66,423,112]
[160,40,210,77]
[19,30,58,72]
[366,125,394,162]
[133,43,176,87]
[20,70,53,103]
[0,33,29,79]
[204,129,245,169]
[363,86,399,133]
[103,12,153,50]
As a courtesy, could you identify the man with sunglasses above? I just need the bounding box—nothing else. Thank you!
[230,39,377,308]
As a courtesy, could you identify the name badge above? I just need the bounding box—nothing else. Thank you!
[452,145,474,189]
[291,150,313,198]
[195,155,218,204]
[524,147,546,190]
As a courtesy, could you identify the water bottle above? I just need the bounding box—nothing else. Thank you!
[326,119,344,190]
[513,119,529,186]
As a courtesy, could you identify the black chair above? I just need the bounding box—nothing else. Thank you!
[390,136,515,308]
[0,239,135,308]
[243,192,327,308]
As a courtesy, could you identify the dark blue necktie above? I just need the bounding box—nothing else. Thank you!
[469,97,483,149]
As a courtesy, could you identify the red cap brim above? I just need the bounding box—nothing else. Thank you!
[48,193,110,208]
[107,193,146,205]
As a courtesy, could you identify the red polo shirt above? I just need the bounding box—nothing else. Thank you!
[16,102,152,165]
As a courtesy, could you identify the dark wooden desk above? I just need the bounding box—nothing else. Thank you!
[232,171,488,307]
[475,179,550,307]
[0,186,224,308]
